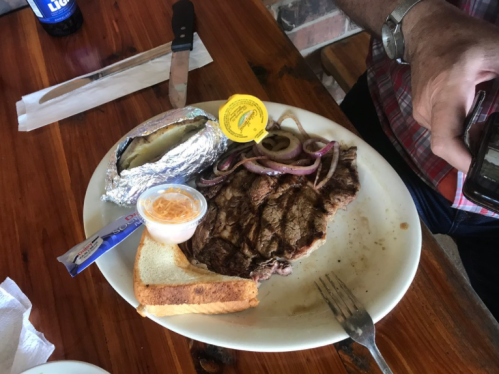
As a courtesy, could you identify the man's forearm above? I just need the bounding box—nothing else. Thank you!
[334,0,451,36]
[333,0,400,35]
[334,0,460,61]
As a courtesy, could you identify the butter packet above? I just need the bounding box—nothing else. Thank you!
[58,212,142,277]
[219,95,268,143]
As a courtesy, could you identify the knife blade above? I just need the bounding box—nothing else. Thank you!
[169,0,195,108]
[39,43,172,104]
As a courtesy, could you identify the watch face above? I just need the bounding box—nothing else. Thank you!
[382,23,397,60]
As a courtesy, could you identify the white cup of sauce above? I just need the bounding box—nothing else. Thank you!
[136,184,207,244]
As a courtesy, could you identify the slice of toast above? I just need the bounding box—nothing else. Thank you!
[134,229,259,317]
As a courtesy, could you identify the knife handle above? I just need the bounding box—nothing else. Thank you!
[171,0,195,52]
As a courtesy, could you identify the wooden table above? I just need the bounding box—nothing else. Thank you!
[321,32,370,93]
[1,1,498,373]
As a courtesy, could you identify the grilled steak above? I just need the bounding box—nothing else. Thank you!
[181,147,360,280]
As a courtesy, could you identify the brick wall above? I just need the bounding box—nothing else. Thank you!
[265,0,362,55]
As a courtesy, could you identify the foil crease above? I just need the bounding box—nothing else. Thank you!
[102,106,228,206]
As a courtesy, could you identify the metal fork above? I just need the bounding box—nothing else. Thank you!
[315,273,394,374]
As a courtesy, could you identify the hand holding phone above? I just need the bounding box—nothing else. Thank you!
[463,112,499,214]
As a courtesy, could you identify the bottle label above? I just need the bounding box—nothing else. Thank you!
[26,0,77,24]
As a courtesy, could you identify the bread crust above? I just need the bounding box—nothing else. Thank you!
[138,299,259,317]
[133,230,259,315]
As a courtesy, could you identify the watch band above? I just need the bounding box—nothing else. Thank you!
[383,0,425,63]
[388,0,424,24]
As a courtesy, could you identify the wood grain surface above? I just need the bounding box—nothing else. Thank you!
[321,32,371,93]
[0,0,498,373]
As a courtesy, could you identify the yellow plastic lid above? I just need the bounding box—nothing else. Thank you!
[219,94,268,143]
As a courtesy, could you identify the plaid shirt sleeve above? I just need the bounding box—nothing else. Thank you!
[452,172,499,218]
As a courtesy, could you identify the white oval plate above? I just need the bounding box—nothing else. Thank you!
[21,361,109,374]
[84,101,421,352]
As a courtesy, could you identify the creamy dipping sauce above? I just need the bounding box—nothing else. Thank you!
[137,185,207,244]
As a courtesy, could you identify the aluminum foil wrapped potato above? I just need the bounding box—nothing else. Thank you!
[102,107,228,206]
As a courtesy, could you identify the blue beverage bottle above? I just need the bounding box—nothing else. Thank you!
[25,0,83,36]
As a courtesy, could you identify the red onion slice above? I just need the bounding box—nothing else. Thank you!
[303,137,335,158]
[278,114,310,140]
[218,157,232,171]
[291,159,314,166]
[261,157,320,175]
[213,143,256,176]
[242,154,283,176]
[262,138,276,148]
[201,128,338,186]
[266,120,281,131]
[314,160,323,187]
[199,155,271,186]
[218,155,268,176]
[213,152,239,175]
[273,140,290,152]
[256,130,302,161]
[316,142,340,189]
[196,174,227,187]
[227,142,254,154]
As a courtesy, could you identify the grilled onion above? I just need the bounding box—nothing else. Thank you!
[198,116,340,190]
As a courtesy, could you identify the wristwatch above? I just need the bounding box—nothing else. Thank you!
[381,0,425,63]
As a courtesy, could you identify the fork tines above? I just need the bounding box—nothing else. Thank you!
[316,273,393,373]
[315,272,360,321]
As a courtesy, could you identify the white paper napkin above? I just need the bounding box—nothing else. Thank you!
[17,33,212,132]
[0,278,55,374]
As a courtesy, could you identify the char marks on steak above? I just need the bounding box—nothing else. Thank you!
[319,147,360,215]
[182,147,360,280]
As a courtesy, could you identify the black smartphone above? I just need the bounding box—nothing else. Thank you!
[463,112,499,214]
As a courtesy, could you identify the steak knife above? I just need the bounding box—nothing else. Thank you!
[169,0,195,109]
[38,43,172,104]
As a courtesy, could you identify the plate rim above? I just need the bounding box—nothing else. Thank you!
[21,360,110,374]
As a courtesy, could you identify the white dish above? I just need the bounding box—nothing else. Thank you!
[21,361,109,374]
[83,101,421,352]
